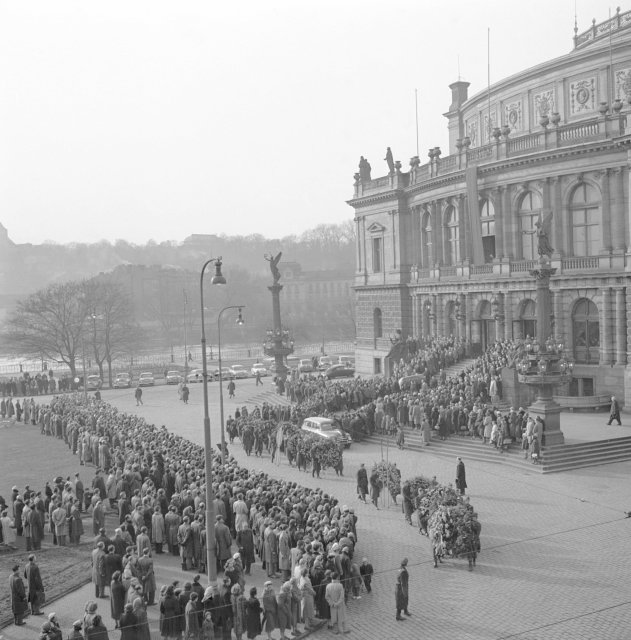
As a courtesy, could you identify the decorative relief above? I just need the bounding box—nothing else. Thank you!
[466,119,478,146]
[614,68,631,101]
[482,110,498,144]
[569,77,596,115]
[504,100,522,132]
[533,89,555,117]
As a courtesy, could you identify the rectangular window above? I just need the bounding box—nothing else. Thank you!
[521,215,538,260]
[373,357,382,374]
[372,237,382,273]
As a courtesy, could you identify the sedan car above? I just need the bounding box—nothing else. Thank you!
[324,364,355,380]
[86,374,103,390]
[229,364,249,379]
[138,372,155,386]
[318,356,336,370]
[187,369,204,383]
[113,372,132,388]
[165,370,183,385]
[250,363,269,377]
[212,368,232,381]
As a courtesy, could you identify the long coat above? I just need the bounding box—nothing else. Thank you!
[111,579,127,620]
[215,521,232,563]
[245,596,262,639]
[24,561,44,604]
[456,460,467,492]
[236,528,255,564]
[278,531,291,571]
[160,594,181,638]
[151,512,166,545]
[262,591,278,632]
[164,512,181,547]
[10,573,28,617]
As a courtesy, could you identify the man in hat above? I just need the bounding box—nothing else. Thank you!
[325,572,349,634]
[607,395,622,426]
[10,563,28,625]
[215,514,232,573]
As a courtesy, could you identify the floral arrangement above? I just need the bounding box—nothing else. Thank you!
[372,460,401,499]
[428,503,478,558]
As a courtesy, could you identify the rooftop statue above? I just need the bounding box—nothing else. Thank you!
[358,156,371,181]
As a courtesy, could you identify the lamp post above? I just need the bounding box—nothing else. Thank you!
[217,306,245,466]
[183,289,189,380]
[199,256,226,583]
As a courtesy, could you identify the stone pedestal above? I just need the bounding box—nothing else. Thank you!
[527,395,565,445]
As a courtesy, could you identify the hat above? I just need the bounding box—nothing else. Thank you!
[264,580,272,587]
[233,552,240,559]
[73,621,83,629]
[11,486,18,491]
[48,613,57,620]
[202,587,214,602]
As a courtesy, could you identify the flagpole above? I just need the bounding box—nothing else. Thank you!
[415,89,420,157]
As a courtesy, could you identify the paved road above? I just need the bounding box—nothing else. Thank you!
[4,382,631,640]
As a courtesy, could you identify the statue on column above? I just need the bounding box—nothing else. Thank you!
[264,252,283,283]
[384,147,395,174]
[522,210,554,259]
[358,156,372,181]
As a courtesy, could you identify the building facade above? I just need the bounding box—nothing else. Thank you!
[349,10,631,402]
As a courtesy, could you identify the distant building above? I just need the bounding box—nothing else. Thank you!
[349,9,631,400]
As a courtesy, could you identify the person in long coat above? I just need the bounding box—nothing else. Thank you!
[10,564,28,625]
[119,602,139,640]
[160,585,181,639]
[356,464,368,502]
[278,525,291,580]
[24,554,44,615]
[92,542,107,598]
[133,597,151,640]
[299,569,317,630]
[455,457,467,496]
[110,571,126,628]
[231,584,246,640]
[185,591,201,639]
[92,501,105,536]
[164,506,181,555]
[244,587,262,640]
[215,515,232,572]
[69,503,84,544]
[236,526,255,575]
[178,517,194,571]
[263,522,278,578]
[276,583,292,639]
[152,508,166,554]
[261,581,277,640]
[137,549,156,605]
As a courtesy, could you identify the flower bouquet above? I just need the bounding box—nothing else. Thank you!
[372,460,401,500]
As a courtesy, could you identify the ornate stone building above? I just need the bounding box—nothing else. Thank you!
[349,10,631,401]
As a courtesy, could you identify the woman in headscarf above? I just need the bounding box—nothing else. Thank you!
[261,581,277,640]
[184,591,200,640]
[276,582,292,640]
[300,567,317,630]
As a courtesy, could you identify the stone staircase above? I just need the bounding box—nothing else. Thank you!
[362,429,538,472]
[539,436,631,473]
[245,389,292,407]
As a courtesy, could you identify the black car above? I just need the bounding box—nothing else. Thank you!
[324,364,355,380]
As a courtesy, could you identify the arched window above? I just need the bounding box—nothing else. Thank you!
[479,199,495,263]
[571,183,601,256]
[572,298,599,363]
[445,206,460,265]
[519,192,542,260]
[421,211,432,268]
[373,308,383,339]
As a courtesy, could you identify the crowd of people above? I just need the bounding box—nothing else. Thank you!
[4,393,370,639]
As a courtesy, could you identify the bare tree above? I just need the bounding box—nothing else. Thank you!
[2,282,87,375]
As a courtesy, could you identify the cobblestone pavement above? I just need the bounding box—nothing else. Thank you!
[3,383,631,640]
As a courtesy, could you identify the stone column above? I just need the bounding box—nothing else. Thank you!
[435,294,444,337]
[463,196,472,262]
[458,293,466,339]
[458,194,466,263]
[616,288,627,365]
[431,201,443,265]
[552,289,563,344]
[355,217,362,272]
[600,169,613,253]
[612,168,626,253]
[464,292,472,344]
[503,291,513,340]
[501,185,513,259]
[493,187,504,260]
[550,176,564,256]
[601,288,613,365]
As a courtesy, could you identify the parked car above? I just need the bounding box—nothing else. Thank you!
[165,370,183,385]
[287,356,300,369]
[338,355,355,367]
[324,364,355,380]
[187,369,204,383]
[86,374,103,390]
[138,372,155,386]
[212,368,232,381]
[301,416,352,448]
[298,359,314,373]
[113,372,131,388]
[229,364,249,379]
[318,356,335,370]
[250,363,269,377]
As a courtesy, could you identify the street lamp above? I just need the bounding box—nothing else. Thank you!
[217,306,245,465]
[183,289,189,379]
[200,256,226,583]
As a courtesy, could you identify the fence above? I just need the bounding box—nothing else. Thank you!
[0,341,357,376]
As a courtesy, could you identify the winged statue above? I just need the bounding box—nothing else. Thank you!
[523,210,554,258]
[264,251,283,283]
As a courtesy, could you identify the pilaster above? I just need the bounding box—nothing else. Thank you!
[601,287,613,365]
[616,288,627,365]
[504,290,513,340]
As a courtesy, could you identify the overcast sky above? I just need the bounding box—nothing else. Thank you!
[0,0,613,245]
